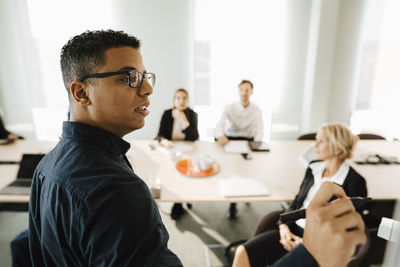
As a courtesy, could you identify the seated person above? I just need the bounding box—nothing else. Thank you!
[234,182,367,267]
[215,80,263,145]
[156,88,199,146]
[215,80,264,218]
[232,123,368,267]
[156,88,199,219]
[0,112,21,142]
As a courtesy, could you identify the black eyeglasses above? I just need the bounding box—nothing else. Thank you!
[79,70,156,88]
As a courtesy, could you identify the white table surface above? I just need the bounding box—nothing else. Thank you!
[1,140,399,203]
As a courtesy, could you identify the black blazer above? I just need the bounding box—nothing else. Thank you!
[0,115,24,140]
[156,108,199,141]
[288,161,368,211]
[0,116,10,139]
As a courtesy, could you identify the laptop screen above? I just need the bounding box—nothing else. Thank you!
[16,154,46,179]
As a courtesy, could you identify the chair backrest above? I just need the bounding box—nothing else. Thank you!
[357,133,386,140]
[297,133,316,140]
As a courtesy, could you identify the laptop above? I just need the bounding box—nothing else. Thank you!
[0,153,45,194]
[249,141,270,152]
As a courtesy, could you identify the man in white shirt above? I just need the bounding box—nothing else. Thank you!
[215,80,264,219]
[215,80,264,145]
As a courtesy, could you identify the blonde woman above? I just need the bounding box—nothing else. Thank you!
[233,123,367,267]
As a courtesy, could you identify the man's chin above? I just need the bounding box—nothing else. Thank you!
[130,121,145,132]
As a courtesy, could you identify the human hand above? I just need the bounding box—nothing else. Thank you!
[279,224,302,251]
[303,182,366,267]
[160,139,174,149]
[7,134,18,143]
[217,135,229,145]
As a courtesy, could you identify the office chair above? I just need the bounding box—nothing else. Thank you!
[297,133,316,140]
[358,200,395,265]
[357,133,386,140]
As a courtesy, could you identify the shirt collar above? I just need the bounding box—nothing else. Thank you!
[235,101,252,111]
[62,121,131,156]
[310,161,349,186]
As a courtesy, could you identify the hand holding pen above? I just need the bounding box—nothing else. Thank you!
[279,196,371,224]
[302,182,367,267]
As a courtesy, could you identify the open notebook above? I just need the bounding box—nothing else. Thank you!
[0,154,45,194]
[218,177,270,197]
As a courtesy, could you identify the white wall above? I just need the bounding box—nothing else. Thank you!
[297,0,367,136]
[0,0,369,140]
[269,0,367,139]
[327,0,367,123]
[113,0,194,140]
[271,0,312,140]
[0,0,43,137]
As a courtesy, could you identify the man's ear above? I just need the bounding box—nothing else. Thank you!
[70,81,90,106]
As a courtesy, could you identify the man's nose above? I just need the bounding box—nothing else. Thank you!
[138,79,153,96]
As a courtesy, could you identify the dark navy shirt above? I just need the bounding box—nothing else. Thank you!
[272,244,318,267]
[29,122,182,266]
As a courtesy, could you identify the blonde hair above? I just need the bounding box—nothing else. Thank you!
[320,123,359,160]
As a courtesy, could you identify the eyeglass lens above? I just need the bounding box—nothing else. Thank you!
[129,71,155,88]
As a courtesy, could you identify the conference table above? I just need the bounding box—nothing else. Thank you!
[1,139,399,211]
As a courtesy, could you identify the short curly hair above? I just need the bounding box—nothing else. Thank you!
[320,123,359,160]
[60,30,141,95]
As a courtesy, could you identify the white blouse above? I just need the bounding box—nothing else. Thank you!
[295,161,350,229]
[171,117,189,140]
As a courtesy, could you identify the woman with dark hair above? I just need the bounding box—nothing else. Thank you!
[157,88,199,146]
[156,88,199,219]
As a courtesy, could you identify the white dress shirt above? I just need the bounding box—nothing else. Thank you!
[295,161,350,229]
[215,101,264,141]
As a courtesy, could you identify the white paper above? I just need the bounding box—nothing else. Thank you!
[218,177,269,197]
[223,141,249,154]
[173,142,194,152]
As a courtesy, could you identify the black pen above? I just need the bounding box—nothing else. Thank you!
[279,197,371,225]
[0,160,20,165]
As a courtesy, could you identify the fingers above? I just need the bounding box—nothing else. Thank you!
[280,236,301,251]
[279,227,293,251]
[279,239,293,251]
[302,182,367,266]
[217,136,229,145]
[279,228,301,251]
[308,182,346,209]
[291,234,302,242]
[8,134,18,142]
[333,211,366,235]
[317,197,355,221]
[345,228,367,247]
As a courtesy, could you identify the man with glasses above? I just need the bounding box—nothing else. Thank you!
[29,30,182,266]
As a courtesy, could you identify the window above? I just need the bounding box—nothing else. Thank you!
[352,0,400,139]
[193,0,287,140]
[27,0,114,109]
